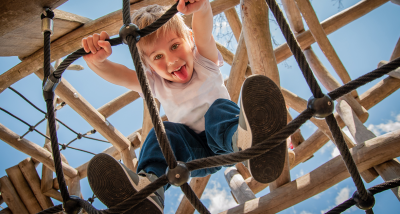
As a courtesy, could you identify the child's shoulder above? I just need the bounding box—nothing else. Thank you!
[193,47,224,70]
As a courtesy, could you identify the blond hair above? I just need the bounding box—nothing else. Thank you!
[131,5,192,67]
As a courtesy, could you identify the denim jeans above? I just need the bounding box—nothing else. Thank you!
[137,98,239,190]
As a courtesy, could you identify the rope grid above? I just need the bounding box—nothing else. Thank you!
[33,0,400,213]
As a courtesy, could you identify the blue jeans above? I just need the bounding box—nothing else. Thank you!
[137,99,239,190]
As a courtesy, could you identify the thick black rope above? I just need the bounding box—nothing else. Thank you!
[326,177,400,213]
[181,183,211,214]
[328,57,400,100]
[186,108,314,171]
[265,0,324,99]
[122,0,131,26]
[127,35,178,169]
[45,98,70,202]
[366,209,374,214]
[36,205,63,214]
[8,87,46,114]
[325,114,368,201]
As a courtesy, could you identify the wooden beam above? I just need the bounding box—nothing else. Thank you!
[175,175,211,214]
[390,35,400,61]
[274,0,389,64]
[375,159,400,201]
[18,158,54,210]
[225,167,256,204]
[336,100,400,197]
[141,99,160,149]
[226,33,248,103]
[281,0,304,35]
[0,123,78,179]
[0,0,68,38]
[68,176,81,198]
[6,166,42,214]
[97,91,140,118]
[224,8,241,41]
[220,129,400,214]
[34,69,138,172]
[241,0,280,85]
[379,60,400,79]
[235,162,251,180]
[303,48,368,118]
[42,189,62,202]
[0,176,28,214]
[294,0,359,100]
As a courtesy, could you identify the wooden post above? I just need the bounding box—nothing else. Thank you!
[225,167,256,204]
[18,158,54,209]
[175,175,211,214]
[141,99,160,149]
[226,33,248,103]
[68,176,81,198]
[224,8,242,41]
[6,166,42,214]
[0,176,29,214]
[336,100,400,198]
[97,91,140,118]
[281,0,304,35]
[293,0,359,100]
[235,162,251,180]
[241,0,280,84]
[390,36,400,61]
[220,129,400,214]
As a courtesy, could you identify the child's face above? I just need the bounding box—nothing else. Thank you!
[141,31,194,84]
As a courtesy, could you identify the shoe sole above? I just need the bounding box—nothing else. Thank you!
[87,153,163,213]
[239,75,287,184]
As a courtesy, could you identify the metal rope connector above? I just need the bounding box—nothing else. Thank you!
[41,8,54,35]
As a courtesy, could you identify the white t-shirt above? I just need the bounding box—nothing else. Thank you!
[140,48,231,133]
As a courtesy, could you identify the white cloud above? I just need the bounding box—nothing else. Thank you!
[202,181,237,213]
[178,193,184,202]
[331,147,340,158]
[313,192,322,199]
[300,211,312,214]
[342,127,355,143]
[296,169,305,179]
[320,141,334,154]
[367,113,400,136]
[335,187,350,205]
[320,206,333,214]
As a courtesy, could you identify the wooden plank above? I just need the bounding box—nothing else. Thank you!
[175,175,211,214]
[0,176,29,214]
[226,33,248,103]
[0,0,67,37]
[241,0,280,85]
[43,189,62,202]
[294,0,359,100]
[18,158,54,209]
[97,91,140,118]
[6,166,42,214]
[34,69,138,172]
[225,167,256,204]
[224,8,242,41]
[375,159,400,201]
[68,176,81,198]
[220,129,400,214]
[0,123,78,179]
[281,0,305,35]
[274,0,389,64]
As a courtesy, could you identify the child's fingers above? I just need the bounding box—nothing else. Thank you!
[92,33,101,51]
[177,0,186,13]
[82,37,90,53]
[86,36,97,54]
[98,40,112,55]
[99,31,110,41]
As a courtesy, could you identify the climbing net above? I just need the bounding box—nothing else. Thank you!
[36,0,400,213]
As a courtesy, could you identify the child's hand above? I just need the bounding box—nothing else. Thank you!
[176,0,209,15]
[82,31,112,65]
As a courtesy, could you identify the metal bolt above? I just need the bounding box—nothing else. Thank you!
[175,174,180,179]
[73,93,79,98]
[328,101,332,106]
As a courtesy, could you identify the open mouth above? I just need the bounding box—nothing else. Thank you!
[171,65,188,81]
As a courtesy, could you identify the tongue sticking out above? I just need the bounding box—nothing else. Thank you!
[173,65,188,81]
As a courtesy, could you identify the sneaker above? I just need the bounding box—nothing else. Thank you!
[87,153,164,213]
[234,74,287,184]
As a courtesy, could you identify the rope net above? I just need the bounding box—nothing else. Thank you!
[33,0,400,213]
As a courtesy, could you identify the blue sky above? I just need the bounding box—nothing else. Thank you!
[1,0,400,213]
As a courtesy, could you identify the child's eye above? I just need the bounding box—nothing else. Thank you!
[171,44,179,50]
[154,54,163,60]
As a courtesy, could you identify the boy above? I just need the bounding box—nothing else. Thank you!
[82,0,287,213]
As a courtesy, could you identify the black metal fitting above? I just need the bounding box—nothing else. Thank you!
[43,91,55,102]
[352,190,375,210]
[63,195,83,214]
[77,133,83,139]
[43,74,60,93]
[166,161,190,186]
[41,8,54,35]
[61,144,67,150]
[307,94,334,119]
[119,23,140,44]
[29,126,35,132]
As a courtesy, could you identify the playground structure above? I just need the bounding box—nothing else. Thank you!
[0,0,400,213]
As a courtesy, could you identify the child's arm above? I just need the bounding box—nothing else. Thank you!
[177,0,219,64]
[82,31,143,93]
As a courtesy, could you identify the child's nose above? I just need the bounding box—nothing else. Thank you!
[167,55,179,66]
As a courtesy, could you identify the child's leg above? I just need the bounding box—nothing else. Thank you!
[203,98,240,155]
[137,121,223,189]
